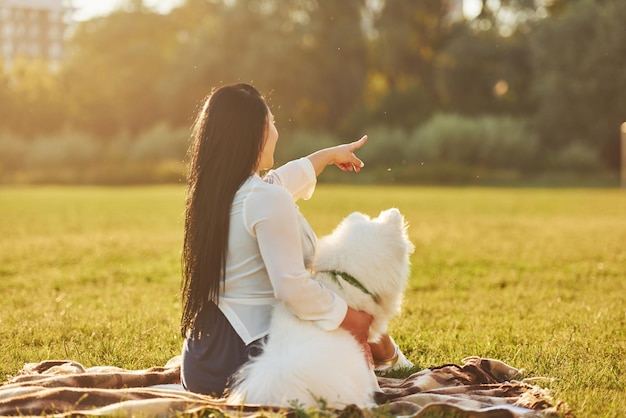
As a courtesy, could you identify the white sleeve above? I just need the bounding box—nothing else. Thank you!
[263,158,317,201]
[244,183,347,331]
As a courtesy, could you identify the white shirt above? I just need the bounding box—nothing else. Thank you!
[218,158,348,345]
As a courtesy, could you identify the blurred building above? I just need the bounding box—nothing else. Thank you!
[0,0,73,71]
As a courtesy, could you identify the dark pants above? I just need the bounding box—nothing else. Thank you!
[180,303,263,397]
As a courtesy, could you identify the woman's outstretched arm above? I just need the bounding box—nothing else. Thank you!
[306,135,368,177]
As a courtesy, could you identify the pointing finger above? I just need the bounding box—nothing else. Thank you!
[350,135,368,151]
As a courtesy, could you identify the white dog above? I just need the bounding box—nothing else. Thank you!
[227,208,414,409]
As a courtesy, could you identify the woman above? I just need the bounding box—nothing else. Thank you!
[180,83,410,397]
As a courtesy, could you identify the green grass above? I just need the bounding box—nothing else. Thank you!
[1,185,625,417]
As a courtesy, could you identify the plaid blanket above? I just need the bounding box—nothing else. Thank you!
[0,356,570,417]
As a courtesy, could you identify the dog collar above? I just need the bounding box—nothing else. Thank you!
[324,270,378,302]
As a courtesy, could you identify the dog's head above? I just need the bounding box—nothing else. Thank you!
[313,208,414,338]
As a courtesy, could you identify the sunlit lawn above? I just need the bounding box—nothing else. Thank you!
[1,185,625,417]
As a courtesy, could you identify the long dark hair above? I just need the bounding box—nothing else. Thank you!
[181,84,268,338]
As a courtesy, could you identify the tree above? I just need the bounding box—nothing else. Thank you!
[364,0,456,129]
[154,0,225,127]
[60,9,180,138]
[0,65,13,134]
[437,27,534,116]
[3,58,66,138]
[277,0,368,131]
[530,0,626,168]
[161,0,368,133]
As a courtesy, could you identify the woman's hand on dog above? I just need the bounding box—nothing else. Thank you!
[340,306,374,367]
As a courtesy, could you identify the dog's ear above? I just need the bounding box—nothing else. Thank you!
[346,211,370,223]
[376,208,403,226]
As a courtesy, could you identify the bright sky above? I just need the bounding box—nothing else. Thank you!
[72,0,482,21]
[464,1,481,19]
[71,0,184,21]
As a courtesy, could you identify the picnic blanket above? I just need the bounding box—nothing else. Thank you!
[0,356,570,417]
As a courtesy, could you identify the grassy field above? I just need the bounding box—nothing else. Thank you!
[1,185,625,417]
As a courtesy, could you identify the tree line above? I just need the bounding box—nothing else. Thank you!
[0,0,624,184]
